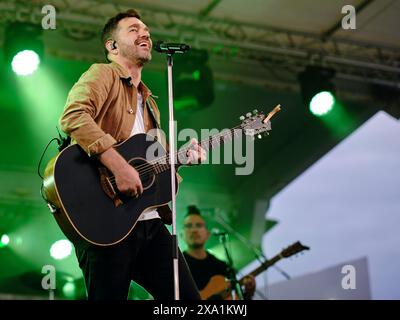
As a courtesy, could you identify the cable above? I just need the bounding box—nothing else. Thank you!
[37,137,59,180]
[37,127,70,209]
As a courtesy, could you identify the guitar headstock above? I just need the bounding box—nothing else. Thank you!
[281,241,310,258]
[240,105,281,139]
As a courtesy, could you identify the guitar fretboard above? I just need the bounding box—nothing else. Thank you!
[240,255,282,282]
[152,126,244,174]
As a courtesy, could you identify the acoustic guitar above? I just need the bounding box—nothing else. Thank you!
[43,106,281,246]
[200,241,309,300]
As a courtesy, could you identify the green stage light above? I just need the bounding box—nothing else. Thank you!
[173,48,215,111]
[174,97,199,111]
[0,234,10,248]
[4,22,44,76]
[62,281,77,299]
[192,70,201,81]
[309,91,335,116]
[50,240,72,260]
[11,50,40,76]
[298,66,336,117]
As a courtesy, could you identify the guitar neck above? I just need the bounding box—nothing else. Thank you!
[178,126,242,156]
[239,254,283,282]
[165,125,243,168]
[107,126,245,183]
[199,126,243,152]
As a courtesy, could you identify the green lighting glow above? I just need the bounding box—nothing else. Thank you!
[309,91,335,116]
[0,234,10,247]
[50,239,72,260]
[318,101,356,140]
[174,97,199,110]
[230,47,238,56]
[11,50,40,76]
[15,237,23,246]
[192,70,201,81]
[212,45,223,54]
[62,281,76,298]
[15,64,68,142]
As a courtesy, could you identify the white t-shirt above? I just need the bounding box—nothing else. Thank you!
[131,92,160,221]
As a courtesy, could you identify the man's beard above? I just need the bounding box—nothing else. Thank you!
[120,43,152,65]
[188,242,204,250]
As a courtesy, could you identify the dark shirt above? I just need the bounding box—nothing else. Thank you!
[183,251,230,291]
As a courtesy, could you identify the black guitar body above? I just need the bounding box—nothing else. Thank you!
[47,133,177,246]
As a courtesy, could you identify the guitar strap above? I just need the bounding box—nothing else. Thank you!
[146,98,161,129]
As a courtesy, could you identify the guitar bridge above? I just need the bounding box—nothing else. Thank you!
[98,167,123,207]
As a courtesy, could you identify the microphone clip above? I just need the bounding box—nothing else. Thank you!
[154,41,190,54]
[211,228,228,237]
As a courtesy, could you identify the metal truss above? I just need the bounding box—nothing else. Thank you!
[0,0,399,92]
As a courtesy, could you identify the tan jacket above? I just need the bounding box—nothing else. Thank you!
[59,61,173,224]
[60,61,161,156]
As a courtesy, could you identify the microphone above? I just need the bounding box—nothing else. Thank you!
[211,228,228,236]
[154,41,190,54]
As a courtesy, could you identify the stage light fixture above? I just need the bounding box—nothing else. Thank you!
[62,280,77,299]
[0,234,10,248]
[298,66,336,116]
[4,22,44,76]
[50,239,72,260]
[173,48,215,111]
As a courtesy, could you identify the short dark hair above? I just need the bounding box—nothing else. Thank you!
[184,206,210,230]
[186,205,201,216]
[101,9,141,61]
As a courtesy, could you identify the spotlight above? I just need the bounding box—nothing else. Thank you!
[173,48,215,111]
[50,239,72,260]
[0,234,10,248]
[310,91,336,116]
[11,50,40,76]
[4,22,44,76]
[298,66,336,116]
[62,280,77,299]
[60,276,86,299]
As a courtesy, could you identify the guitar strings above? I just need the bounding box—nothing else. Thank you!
[109,127,243,182]
[107,130,234,184]
[108,126,244,184]
[134,128,238,176]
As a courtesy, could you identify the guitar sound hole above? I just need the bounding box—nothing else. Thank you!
[128,158,155,190]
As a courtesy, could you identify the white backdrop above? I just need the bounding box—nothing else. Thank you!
[240,111,400,299]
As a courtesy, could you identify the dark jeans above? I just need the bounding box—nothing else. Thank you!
[75,218,200,300]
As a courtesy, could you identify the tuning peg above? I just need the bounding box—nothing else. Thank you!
[253,109,258,114]
[239,115,245,121]
[246,112,251,118]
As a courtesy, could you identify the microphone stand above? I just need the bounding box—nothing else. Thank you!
[165,53,180,300]
[213,215,292,281]
[217,233,244,300]
[156,42,190,301]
